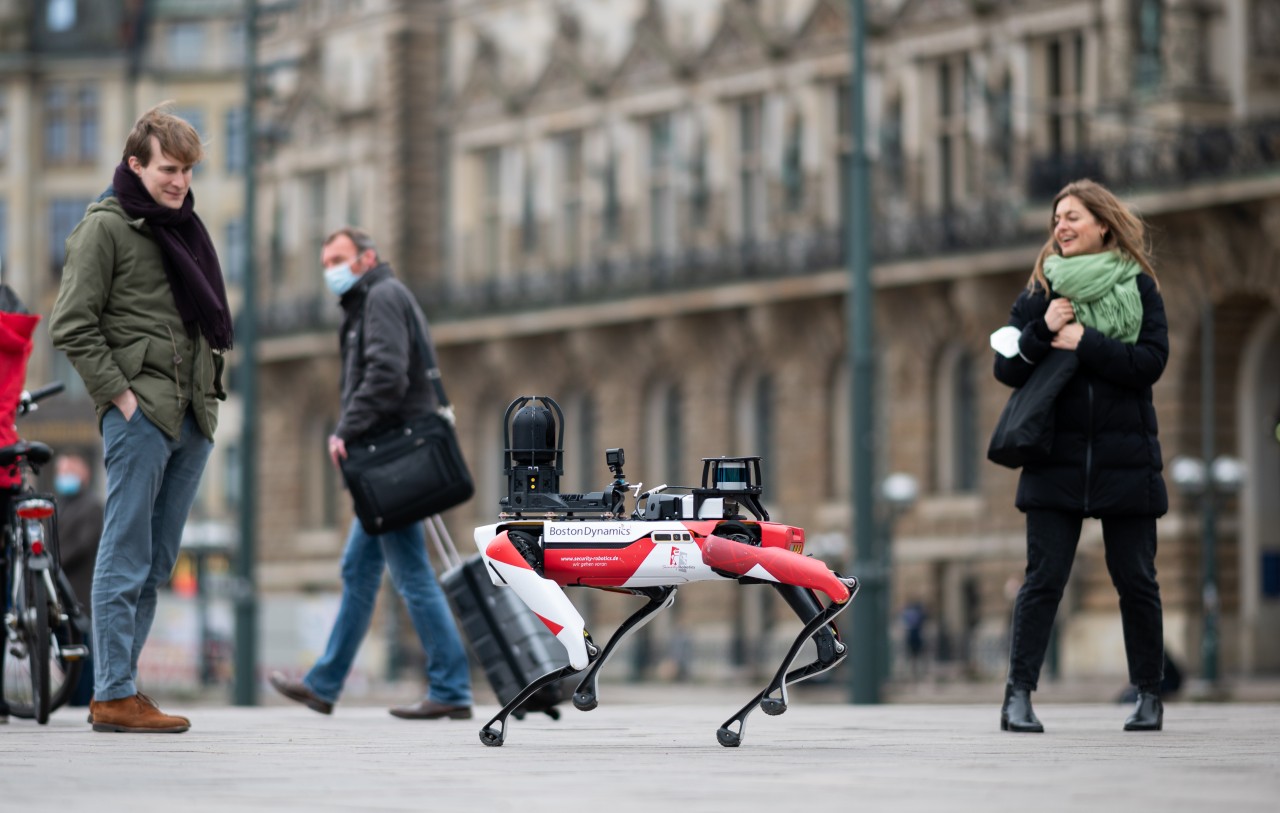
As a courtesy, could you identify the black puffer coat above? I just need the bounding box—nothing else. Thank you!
[993,273,1169,518]
[335,264,439,442]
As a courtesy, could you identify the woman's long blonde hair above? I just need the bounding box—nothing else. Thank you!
[1028,179,1158,292]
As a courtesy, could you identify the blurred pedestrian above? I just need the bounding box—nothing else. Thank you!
[900,600,927,682]
[268,227,472,720]
[993,179,1168,734]
[55,451,104,707]
[50,103,231,733]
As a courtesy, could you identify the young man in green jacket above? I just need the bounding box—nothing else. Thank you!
[50,103,231,733]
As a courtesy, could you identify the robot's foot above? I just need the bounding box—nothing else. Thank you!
[716,725,742,748]
[760,697,787,716]
[479,721,506,747]
[572,690,598,712]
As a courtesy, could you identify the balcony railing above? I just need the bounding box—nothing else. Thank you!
[1028,116,1280,199]
[258,117,1280,337]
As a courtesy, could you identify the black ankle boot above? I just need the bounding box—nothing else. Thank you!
[1124,690,1163,731]
[1000,684,1044,733]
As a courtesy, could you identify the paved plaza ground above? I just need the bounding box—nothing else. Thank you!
[3,682,1277,813]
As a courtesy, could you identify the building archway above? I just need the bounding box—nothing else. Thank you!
[1237,309,1280,674]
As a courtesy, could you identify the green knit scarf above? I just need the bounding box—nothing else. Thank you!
[1043,251,1143,344]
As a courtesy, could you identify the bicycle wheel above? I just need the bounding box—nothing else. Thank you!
[28,571,51,722]
[3,576,83,723]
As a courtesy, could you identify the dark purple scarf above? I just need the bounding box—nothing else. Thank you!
[112,162,234,351]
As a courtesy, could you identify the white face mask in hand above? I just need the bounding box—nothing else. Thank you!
[324,262,359,296]
[990,325,1022,359]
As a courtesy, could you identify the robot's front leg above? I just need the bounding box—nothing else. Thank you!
[716,576,859,748]
[479,534,595,746]
[480,657,595,747]
[572,586,676,712]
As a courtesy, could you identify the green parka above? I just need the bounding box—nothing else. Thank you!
[49,196,226,441]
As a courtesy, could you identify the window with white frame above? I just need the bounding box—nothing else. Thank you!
[225,106,247,174]
[935,56,971,210]
[302,171,327,282]
[783,114,805,214]
[833,82,851,235]
[1134,0,1162,91]
[934,344,979,493]
[647,114,677,257]
[827,361,851,500]
[557,133,583,268]
[1036,31,1087,158]
[645,382,683,485]
[737,98,765,240]
[479,147,502,276]
[43,83,99,166]
[167,22,207,69]
[0,89,9,165]
[733,369,772,467]
[49,198,91,276]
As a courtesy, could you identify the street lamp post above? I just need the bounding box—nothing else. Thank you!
[845,0,880,705]
[232,0,261,707]
[1169,453,1243,692]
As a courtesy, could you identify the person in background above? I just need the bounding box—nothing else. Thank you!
[55,451,104,707]
[268,226,472,720]
[993,179,1169,734]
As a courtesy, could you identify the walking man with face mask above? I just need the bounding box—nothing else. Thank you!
[268,227,473,720]
[50,103,231,733]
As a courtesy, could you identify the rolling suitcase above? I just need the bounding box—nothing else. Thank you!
[425,515,570,719]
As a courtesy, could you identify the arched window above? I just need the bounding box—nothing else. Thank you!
[1135,0,1162,90]
[645,382,683,486]
[934,345,979,493]
[732,370,773,475]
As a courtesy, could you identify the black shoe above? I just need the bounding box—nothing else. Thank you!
[1124,691,1163,731]
[389,699,473,720]
[268,671,334,715]
[1000,684,1044,733]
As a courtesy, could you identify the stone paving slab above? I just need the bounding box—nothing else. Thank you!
[3,698,1278,813]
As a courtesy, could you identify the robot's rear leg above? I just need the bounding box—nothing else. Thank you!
[715,576,858,747]
[572,586,676,712]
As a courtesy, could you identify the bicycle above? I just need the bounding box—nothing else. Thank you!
[1,382,89,723]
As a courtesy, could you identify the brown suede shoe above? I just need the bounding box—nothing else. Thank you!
[87,693,190,726]
[90,695,190,733]
[268,671,334,715]
[389,699,473,720]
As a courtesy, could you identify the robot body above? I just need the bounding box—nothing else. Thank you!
[470,397,861,748]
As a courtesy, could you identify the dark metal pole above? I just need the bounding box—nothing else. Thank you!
[1200,302,1218,685]
[233,0,260,706]
[846,0,881,704]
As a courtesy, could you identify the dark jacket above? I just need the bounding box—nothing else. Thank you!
[994,273,1169,518]
[334,264,439,442]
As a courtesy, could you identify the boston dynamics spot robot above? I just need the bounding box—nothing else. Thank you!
[472,396,860,747]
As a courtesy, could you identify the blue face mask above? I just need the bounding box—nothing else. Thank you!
[55,473,82,496]
[324,262,359,296]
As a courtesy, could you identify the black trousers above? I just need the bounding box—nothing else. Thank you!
[1008,509,1164,691]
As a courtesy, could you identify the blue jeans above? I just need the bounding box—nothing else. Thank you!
[304,519,472,706]
[94,408,212,701]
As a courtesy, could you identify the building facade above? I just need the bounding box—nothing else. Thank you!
[255,0,1280,688]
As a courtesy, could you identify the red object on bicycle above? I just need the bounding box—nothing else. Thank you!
[0,309,41,488]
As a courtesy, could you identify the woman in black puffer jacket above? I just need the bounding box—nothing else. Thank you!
[994,180,1168,734]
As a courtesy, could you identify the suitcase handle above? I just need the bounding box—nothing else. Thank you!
[424,515,464,570]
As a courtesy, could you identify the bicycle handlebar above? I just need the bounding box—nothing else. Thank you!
[18,381,65,416]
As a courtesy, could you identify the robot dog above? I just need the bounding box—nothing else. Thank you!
[472,396,859,747]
